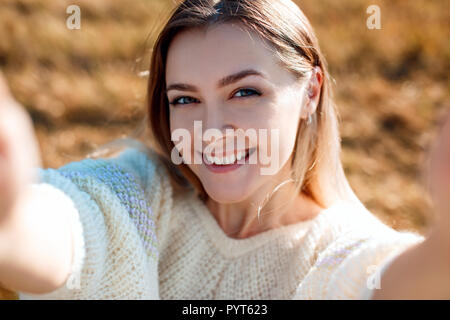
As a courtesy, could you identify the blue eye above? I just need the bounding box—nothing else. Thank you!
[169,88,261,107]
[169,96,199,106]
[234,88,261,98]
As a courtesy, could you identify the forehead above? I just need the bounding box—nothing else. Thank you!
[165,23,287,85]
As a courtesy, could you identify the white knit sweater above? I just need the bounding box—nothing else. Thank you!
[17,141,425,300]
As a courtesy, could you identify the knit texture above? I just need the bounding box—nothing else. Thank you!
[17,140,425,300]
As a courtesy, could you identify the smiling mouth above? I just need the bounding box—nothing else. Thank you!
[202,147,256,166]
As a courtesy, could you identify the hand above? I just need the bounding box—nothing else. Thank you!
[427,111,450,247]
[0,71,42,226]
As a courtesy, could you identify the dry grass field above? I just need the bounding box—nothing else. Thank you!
[0,0,448,299]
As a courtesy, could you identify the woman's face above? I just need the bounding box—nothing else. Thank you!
[166,22,310,204]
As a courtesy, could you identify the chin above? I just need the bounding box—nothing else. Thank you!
[202,181,253,204]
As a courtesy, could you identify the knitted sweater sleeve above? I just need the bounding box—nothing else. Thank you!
[17,145,167,299]
[323,229,424,299]
[294,207,425,300]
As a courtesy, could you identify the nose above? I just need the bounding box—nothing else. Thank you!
[203,104,230,130]
[196,106,237,154]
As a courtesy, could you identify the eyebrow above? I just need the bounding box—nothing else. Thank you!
[165,69,266,93]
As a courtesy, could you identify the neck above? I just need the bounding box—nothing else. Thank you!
[205,167,324,239]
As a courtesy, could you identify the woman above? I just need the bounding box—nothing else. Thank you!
[0,0,448,299]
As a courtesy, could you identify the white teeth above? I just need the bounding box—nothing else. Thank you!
[236,151,246,161]
[223,154,235,165]
[204,150,249,165]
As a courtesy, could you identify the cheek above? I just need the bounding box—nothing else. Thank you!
[269,121,298,170]
[261,102,301,168]
[247,119,298,179]
[169,114,196,162]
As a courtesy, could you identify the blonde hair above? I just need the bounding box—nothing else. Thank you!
[89,0,365,211]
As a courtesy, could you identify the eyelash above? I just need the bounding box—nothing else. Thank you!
[168,88,261,107]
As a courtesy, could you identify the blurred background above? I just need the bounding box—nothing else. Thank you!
[0,0,448,299]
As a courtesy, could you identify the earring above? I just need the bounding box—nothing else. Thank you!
[307,114,312,125]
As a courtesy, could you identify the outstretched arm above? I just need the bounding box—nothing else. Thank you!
[0,72,74,295]
[0,72,161,300]
[372,113,450,299]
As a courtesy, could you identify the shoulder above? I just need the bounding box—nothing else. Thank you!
[46,139,172,209]
[294,201,425,299]
[106,140,168,187]
[55,139,168,190]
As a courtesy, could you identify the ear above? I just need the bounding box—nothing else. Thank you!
[301,66,323,120]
